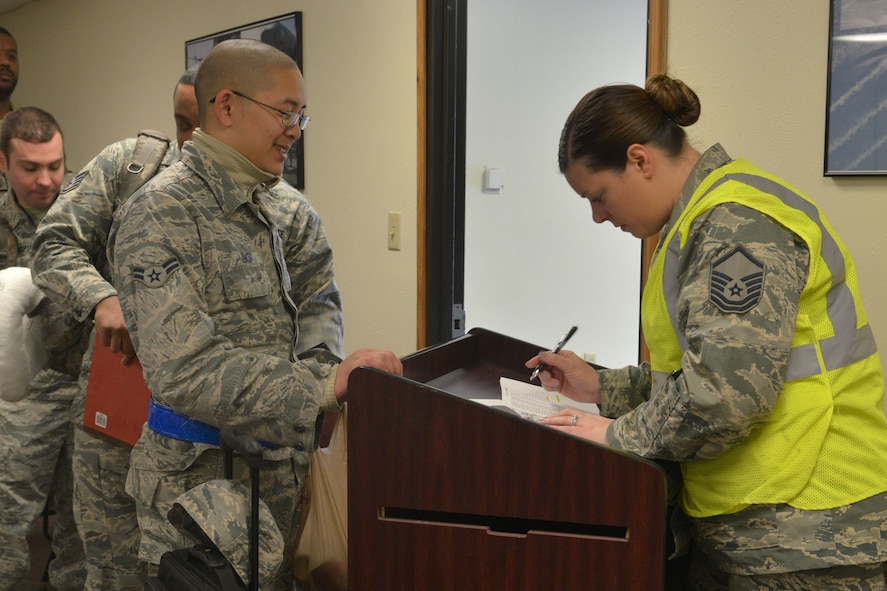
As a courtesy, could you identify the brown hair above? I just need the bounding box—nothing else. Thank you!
[0,106,63,158]
[557,74,701,173]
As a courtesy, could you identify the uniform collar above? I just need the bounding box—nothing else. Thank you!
[661,144,732,236]
[192,129,278,189]
[184,132,281,217]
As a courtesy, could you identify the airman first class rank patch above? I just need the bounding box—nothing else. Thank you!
[133,257,180,288]
[709,245,764,313]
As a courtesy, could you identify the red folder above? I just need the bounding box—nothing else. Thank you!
[83,335,151,447]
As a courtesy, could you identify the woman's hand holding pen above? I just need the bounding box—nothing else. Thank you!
[526,349,613,445]
[525,349,602,404]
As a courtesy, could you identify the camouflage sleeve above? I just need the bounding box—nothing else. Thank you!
[0,220,10,268]
[33,298,88,376]
[31,140,132,321]
[608,203,809,461]
[108,187,336,449]
[279,191,344,360]
[597,362,653,417]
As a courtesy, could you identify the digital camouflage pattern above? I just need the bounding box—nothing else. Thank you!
[0,372,83,591]
[687,550,887,590]
[31,135,180,590]
[108,138,344,589]
[597,145,887,583]
[689,491,887,579]
[168,479,285,589]
[2,179,87,374]
[0,183,87,590]
[71,332,148,590]
[33,136,178,323]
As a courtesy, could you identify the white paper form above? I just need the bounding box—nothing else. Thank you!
[472,377,600,422]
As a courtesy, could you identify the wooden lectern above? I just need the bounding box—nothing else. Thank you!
[347,328,668,590]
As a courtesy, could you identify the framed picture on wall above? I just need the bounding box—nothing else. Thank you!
[824,0,887,175]
[186,13,305,189]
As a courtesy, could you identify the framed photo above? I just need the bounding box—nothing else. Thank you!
[824,0,887,175]
[186,13,305,189]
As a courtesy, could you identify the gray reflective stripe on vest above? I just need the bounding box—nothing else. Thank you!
[660,172,876,385]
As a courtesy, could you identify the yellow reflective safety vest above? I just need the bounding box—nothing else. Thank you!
[643,158,887,518]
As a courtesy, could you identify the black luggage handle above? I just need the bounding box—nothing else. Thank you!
[220,428,264,476]
[220,427,263,591]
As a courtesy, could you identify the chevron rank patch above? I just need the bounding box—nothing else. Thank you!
[133,257,180,288]
[60,170,87,194]
[709,245,764,313]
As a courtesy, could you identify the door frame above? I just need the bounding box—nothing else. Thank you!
[418,0,668,357]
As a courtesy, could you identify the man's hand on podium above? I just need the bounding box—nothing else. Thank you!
[334,348,403,401]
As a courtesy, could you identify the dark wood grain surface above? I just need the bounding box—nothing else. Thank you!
[347,328,666,590]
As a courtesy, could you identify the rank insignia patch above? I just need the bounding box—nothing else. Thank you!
[60,171,87,194]
[710,245,764,313]
[133,257,180,288]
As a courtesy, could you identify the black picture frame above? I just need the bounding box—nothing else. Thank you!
[185,13,305,189]
[824,0,887,176]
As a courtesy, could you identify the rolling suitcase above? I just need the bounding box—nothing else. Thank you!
[144,428,264,591]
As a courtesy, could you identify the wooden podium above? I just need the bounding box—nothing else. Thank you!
[347,328,668,590]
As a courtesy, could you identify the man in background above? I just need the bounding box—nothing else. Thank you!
[31,67,200,591]
[0,26,21,197]
[0,26,18,120]
[0,107,86,591]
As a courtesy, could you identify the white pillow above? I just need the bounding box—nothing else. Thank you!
[0,266,49,402]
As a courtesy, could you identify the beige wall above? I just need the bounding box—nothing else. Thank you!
[2,0,419,356]
[667,0,887,381]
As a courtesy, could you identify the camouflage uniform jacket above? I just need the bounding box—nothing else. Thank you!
[597,144,887,574]
[31,136,180,323]
[0,184,87,384]
[0,185,30,268]
[107,140,344,458]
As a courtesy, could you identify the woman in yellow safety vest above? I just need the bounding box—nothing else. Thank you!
[529,73,887,590]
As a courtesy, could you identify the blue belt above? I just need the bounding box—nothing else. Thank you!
[147,399,276,448]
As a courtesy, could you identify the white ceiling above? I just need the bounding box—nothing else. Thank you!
[0,0,35,15]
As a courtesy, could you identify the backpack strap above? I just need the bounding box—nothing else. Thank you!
[118,130,173,203]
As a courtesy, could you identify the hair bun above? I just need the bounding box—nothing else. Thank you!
[646,74,700,127]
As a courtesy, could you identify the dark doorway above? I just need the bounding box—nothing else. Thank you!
[423,0,467,346]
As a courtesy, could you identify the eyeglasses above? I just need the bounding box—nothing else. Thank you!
[212,89,310,130]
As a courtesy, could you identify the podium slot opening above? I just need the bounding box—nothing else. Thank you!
[380,506,628,541]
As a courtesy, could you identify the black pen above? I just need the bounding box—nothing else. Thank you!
[530,325,578,382]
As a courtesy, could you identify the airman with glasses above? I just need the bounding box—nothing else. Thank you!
[212,89,310,130]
